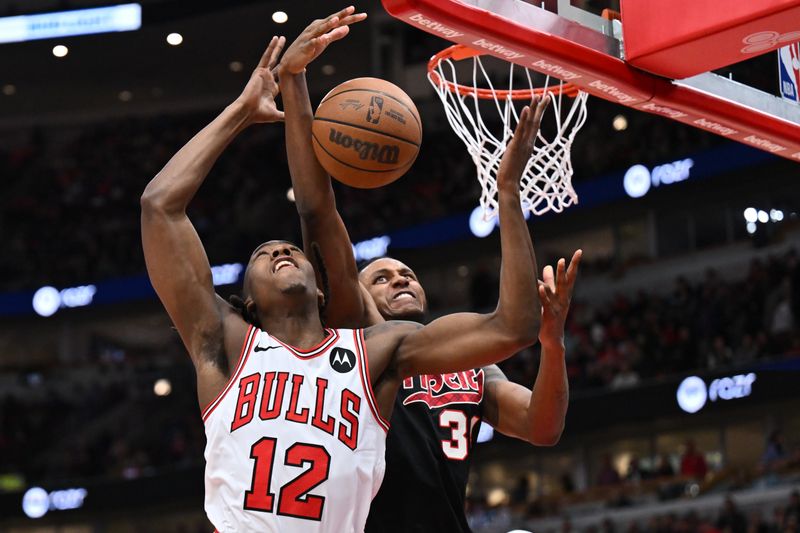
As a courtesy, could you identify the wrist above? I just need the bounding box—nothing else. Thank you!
[539,337,566,355]
[277,63,306,80]
[498,185,521,201]
[225,100,254,131]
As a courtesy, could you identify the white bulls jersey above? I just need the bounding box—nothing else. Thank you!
[202,326,388,533]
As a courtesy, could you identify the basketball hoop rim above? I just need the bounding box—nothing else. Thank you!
[427,44,582,99]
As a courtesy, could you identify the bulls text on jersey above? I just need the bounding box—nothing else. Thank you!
[230,371,361,450]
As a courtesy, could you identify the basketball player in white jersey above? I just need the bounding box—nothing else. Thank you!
[280,8,578,531]
[141,14,542,533]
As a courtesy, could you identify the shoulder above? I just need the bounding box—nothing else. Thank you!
[482,364,509,385]
[363,320,422,340]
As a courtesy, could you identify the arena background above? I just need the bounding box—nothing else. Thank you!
[1,1,799,531]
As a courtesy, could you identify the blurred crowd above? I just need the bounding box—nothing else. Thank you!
[0,91,718,292]
[495,249,800,391]
[469,487,800,533]
[466,436,800,533]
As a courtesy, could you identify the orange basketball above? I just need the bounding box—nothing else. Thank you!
[312,77,422,189]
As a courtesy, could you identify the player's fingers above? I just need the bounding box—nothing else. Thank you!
[542,264,556,292]
[565,249,582,289]
[538,282,550,304]
[542,278,556,300]
[340,12,368,26]
[533,93,550,128]
[321,25,351,45]
[267,36,286,70]
[556,257,567,290]
[326,6,356,23]
[257,36,280,69]
[310,14,341,38]
[516,106,531,138]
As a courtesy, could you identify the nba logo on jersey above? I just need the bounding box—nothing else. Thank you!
[779,43,800,103]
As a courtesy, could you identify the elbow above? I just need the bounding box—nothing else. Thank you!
[495,313,540,351]
[140,177,177,215]
[140,182,163,213]
[528,427,563,447]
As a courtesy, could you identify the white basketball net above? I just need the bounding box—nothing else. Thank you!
[429,51,589,219]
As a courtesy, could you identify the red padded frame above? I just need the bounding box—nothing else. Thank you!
[383,0,800,162]
[621,0,800,79]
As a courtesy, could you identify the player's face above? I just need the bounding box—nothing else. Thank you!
[360,258,426,322]
[245,241,318,308]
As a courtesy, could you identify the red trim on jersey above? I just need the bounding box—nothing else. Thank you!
[201,325,257,422]
[354,329,390,433]
[267,328,340,359]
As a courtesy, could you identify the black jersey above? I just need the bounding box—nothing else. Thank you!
[365,369,485,533]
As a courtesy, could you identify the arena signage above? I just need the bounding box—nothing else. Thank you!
[22,486,87,519]
[623,158,694,198]
[32,285,97,317]
[353,235,391,262]
[0,4,141,44]
[676,373,756,414]
[469,204,533,238]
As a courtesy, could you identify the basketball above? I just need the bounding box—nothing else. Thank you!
[312,77,422,189]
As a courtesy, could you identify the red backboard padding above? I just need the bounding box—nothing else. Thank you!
[621,0,800,79]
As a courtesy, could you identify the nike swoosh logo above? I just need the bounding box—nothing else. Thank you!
[254,345,279,353]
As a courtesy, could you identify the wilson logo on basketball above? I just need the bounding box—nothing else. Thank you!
[402,369,484,408]
[328,128,400,164]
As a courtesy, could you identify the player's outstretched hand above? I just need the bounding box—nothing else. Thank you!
[496,93,550,192]
[279,6,367,76]
[236,35,286,124]
[538,249,581,351]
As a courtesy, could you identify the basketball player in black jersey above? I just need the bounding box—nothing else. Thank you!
[280,8,578,532]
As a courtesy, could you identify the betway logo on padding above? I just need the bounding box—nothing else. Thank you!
[676,373,756,414]
[328,128,400,164]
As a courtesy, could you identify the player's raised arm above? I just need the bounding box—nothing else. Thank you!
[482,249,580,446]
[278,7,370,329]
[140,37,285,383]
[376,96,549,377]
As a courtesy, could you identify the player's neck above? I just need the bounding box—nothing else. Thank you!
[259,311,327,350]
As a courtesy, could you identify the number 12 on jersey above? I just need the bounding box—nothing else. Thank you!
[244,437,331,521]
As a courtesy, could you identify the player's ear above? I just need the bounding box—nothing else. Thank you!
[245,297,257,316]
[316,288,326,309]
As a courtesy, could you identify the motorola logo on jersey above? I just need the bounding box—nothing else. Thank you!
[330,347,356,373]
[403,369,484,408]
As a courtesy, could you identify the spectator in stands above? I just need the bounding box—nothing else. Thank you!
[762,430,788,472]
[609,360,641,389]
[680,439,708,480]
[625,455,647,483]
[654,453,675,478]
[597,453,622,486]
[716,495,747,533]
[747,510,771,533]
[787,490,800,527]
[706,335,733,370]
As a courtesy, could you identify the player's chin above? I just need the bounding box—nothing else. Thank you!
[383,302,425,323]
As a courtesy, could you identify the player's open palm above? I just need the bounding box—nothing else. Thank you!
[497,93,550,191]
[237,36,286,123]
[280,6,367,75]
[538,249,581,350]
